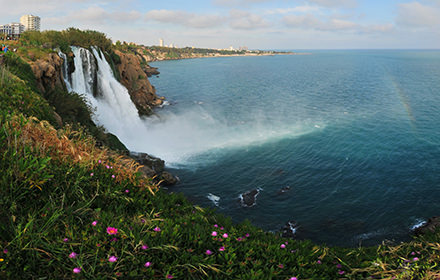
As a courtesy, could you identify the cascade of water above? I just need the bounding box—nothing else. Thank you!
[68,46,147,151]
[58,51,72,92]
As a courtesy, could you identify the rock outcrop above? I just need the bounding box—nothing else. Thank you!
[413,217,440,235]
[30,53,65,93]
[130,152,178,186]
[114,50,164,116]
[240,189,260,207]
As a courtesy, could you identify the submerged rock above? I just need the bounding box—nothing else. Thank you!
[281,221,299,238]
[278,186,291,194]
[240,189,260,207]
[161,171,178,186]
[413,217,440,235]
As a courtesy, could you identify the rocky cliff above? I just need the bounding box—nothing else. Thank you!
[114,50,163,116]
[29,53,65,93]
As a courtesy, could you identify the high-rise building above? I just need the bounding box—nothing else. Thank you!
[159,38,164,47]
[20,15,41,31]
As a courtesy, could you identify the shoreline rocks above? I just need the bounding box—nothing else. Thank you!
[413,217,440,235]
[130,152,178,186]
[281,221,299,238]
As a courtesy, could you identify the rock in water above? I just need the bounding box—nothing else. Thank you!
[161,171,178,186]
[240,189,260,207]
[278,186,291,194]
[413,217,440,235]
[281,221,299,238]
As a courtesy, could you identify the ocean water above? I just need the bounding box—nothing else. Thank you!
[146,50,440,246]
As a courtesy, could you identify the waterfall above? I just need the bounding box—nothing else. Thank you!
[67,46,147,151]
[58,51,72,92]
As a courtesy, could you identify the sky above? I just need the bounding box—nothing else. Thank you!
[1,0,439,49]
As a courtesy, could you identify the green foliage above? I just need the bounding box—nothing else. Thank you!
[20,28,112,53]
[0,66,55,124]
[2,52,39,93]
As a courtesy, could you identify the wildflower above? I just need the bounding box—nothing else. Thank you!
[206,250,213,255]
[214,224,218,228]
[280,244,286,249]
[237,237,243,241]
[219,246,225,251]
[0,258,4,262]
[96,243,101,247]
[90,173,94,176]
[107,227,118,235]
[92,220,98,226]
[125,189,129,193]
[142,245,148,250]
[411,252,416,255]
[112,175,115,179]
[73,267,81,274]
[106,165,110,169]
[69,252,77,259]
[336,264,342,269]
[98,160,102,163]
[245,233,250,237]
[3,249,8,254]
[63,238,69,242]
[144,262,151,267]
[108,256,118,263]
[290,278,298,280]
[220,227,224,230]
[110,238,118,242]
[222,233,228,238]
[211,231,218,237]
[413,257,419,262]
[338,271,345,275]
[153,226,161,232]
[278,264,284,268]
[317,260,322,264]
[167,275,174,279]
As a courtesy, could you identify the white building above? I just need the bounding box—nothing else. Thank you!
[0,23,25,36]
[159,38,164,47]
[20,15,41,31]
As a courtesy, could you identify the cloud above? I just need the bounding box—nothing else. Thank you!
[213,0,270,6]
[45,6,142,26]
[145,10,224,28]
[283,14,393,33]
[266,5,322,14]
[396,2,440,28]
[229,9,270,29]
[307,0,357,8]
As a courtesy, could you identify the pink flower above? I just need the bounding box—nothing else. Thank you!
[90,173,94,176]
[108,256,118,263]
[110,238,117,242]
[336,264,342,269]
[237,237,243,241]
[222,233,228,238]
[98,160,102,164]
[73,267,81,274]
[107,227,118,235]
[125,189,129,193]
[167,274,174,279]
[411,252,416,255]
[413,257,419,261]
[206,250,213,255]
[106,165,110,169]
[214,224,218,228]
[153,226,161,232]
[220,227,224,230]
[290,277,298,280]
[338,271,345,275]
[278,264,284,268]
[144,261,151,267]
[211,231,218,237]
[3,249,8,254]
[317,260,322,264]
[112,175,115,179]
[219,246,225,251]
[63,238,69,242]
[69,252,77,259]
[92,220,98,226]
[280,244,286,249]
[141,245,148,250]
[245,233,250,237]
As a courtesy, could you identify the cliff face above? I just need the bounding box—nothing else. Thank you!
[114,50,163,116]
[30,53,65,93]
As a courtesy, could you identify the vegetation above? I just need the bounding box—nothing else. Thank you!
[1,28,440,279]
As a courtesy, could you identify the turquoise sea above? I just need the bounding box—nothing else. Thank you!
[148,50,440,246]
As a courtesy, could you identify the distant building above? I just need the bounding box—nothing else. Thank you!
[159,38,164,47]
[20,15,41,31]
[0,23,25,37]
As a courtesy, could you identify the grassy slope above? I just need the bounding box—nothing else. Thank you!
[1,36,440,279]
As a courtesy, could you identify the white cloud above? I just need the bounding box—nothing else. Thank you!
[145,10,225,28]
[229,9,270,29]
[396,2,440,28]
[307,0,357,8]
[266,5,322,14]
